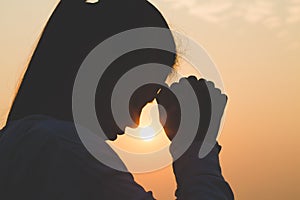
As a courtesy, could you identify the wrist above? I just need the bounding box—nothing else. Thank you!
[172,142,222,185]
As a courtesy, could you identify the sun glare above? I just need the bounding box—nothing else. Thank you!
[139,126,156,141]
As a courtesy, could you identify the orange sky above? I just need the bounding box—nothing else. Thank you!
[1,0,300,199]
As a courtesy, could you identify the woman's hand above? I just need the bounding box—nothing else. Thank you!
[156,76,227,154]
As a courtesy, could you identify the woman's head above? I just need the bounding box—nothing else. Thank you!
[8,0,177,140]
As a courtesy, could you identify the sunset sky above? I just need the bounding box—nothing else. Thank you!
[1,0,300,199]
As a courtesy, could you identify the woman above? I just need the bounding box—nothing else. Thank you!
[0,0,234,199]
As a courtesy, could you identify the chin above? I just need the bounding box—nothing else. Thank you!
[105,134,118,141]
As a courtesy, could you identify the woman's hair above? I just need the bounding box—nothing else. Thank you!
[8,0,177,137]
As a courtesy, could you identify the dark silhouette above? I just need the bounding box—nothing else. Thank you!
[0,0,234,199]
[8,0,176,140]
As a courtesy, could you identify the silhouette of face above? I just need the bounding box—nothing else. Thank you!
[95,49,175,140]
[129,84,163,128]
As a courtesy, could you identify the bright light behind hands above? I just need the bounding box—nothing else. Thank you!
[107,99,172,172]
[139,126,156,141]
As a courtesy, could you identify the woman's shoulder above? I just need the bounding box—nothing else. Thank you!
[3,114,75,134]
[0,115,126,172]
[0,115,87,149]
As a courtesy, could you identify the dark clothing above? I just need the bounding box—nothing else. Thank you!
[172,141,234,199]
[0,115,233,200]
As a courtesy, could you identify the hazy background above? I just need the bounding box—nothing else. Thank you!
[1,0,300,199]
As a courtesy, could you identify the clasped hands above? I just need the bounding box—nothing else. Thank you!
[156,76,227,158]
